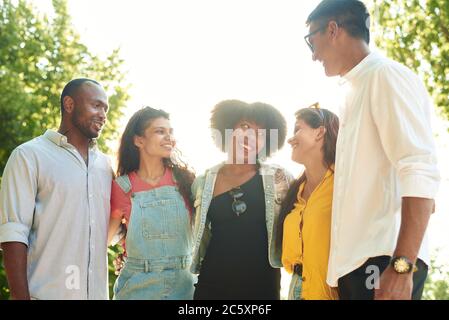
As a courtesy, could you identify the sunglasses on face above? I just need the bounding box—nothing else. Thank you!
[229,187,247,217]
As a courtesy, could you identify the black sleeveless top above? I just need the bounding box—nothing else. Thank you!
[194,173,281,300]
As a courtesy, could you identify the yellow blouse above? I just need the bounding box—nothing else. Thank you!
[282,168,339,300]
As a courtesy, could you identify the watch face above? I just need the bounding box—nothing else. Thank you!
[394,258,411,273]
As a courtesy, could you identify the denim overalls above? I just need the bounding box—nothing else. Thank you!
[112,174,194,300]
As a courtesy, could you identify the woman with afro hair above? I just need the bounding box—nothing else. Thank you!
[191,100,293,300]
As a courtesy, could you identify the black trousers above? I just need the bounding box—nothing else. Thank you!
[337,256,428,300]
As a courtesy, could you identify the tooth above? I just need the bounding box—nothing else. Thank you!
[240,143,250,150]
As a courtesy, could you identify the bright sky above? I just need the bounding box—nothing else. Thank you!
[33,0,448,268]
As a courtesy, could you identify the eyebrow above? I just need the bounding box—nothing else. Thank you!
[93,99,109,108]
[92,98,107,103]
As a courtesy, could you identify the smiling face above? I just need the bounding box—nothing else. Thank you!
[134,117,175,160]
[228,120,266,164]
[71,82,109,139]
[308,20,343,77]
[288,117,325,165]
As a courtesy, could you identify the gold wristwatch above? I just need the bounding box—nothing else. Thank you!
[390,256,418,274]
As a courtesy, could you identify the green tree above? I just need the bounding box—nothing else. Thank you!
[0,254,8,299]
[370,0,449,122]
[0,0,130,175]
[423,254,449,300]
[0,0,130,299]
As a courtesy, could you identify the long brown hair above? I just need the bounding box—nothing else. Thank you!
[277,107,339,246]
[116,107,195,206]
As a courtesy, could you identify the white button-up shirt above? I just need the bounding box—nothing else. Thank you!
[0,130,112,299]
[327,52,441,287]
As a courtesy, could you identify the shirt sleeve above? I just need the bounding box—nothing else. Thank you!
[0,147,38,246]
[191,175,204,203]
[370,64,440,199]
[110,180,130,220]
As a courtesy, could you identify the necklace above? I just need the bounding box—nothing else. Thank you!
[138,168,166,185]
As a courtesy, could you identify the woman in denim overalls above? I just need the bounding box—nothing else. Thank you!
[108,107,195,300]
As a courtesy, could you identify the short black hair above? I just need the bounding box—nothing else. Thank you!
[60,78,101,115]
[306,0,370,44]
[210,99,287,157]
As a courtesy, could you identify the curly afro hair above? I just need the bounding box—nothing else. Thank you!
[210,99,287,157]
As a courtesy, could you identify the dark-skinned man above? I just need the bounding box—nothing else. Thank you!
[0,78,113,299]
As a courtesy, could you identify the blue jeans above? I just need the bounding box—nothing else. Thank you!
[288,273,303,300]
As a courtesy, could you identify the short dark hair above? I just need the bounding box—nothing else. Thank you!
[210,99,287,157]
[60,78,101,115]
[306,0,370,44]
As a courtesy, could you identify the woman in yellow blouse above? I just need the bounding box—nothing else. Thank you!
[279,105,339,300]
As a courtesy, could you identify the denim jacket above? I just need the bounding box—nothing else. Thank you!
[190,162,294,274]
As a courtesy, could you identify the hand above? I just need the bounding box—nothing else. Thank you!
[113,253,125,275]
[374,266,413,300]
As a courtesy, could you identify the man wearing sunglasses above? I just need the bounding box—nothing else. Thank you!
[305,0,440,300]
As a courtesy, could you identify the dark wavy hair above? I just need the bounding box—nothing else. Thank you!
[210,99,287,158]
[116,107,195,207]
[277,107,339,246]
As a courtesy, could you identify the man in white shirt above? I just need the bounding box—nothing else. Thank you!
[0,78,113,299]
[305,0,440,299]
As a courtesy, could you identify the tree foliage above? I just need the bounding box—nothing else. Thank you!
[371,0,449,122]
[0,0,130,299]
[423,254,449,300]
[0,0,130,175]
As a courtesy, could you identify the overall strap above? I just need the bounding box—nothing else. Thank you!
[115,174,132,194]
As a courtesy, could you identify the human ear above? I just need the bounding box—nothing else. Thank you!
[328,21,338,38]
[63,96,75,114]
[316,126,326,141]
[133,135,143,148]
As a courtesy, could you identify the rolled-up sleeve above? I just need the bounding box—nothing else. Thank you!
[0,147,37,246]
[371,64,440,199]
